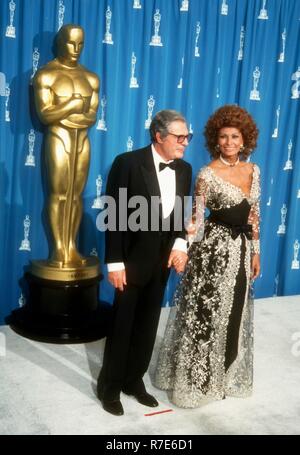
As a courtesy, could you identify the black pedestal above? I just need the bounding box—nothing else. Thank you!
[8,273,112,343]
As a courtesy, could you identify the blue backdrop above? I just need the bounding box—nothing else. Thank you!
[0,0,300,324]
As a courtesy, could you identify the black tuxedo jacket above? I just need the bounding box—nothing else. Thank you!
[105,145,192,285]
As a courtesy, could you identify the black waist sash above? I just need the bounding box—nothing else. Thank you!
[208,214,252,240]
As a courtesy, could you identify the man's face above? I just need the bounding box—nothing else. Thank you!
[60,28,84,63]
[155,120,190,161]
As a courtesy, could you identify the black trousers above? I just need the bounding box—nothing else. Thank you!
[98,263,168,401]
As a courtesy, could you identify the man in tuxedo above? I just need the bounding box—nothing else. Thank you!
[98,110,192,415]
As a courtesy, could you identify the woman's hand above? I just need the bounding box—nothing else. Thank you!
[186,222,197,235]
[251,254,260,280]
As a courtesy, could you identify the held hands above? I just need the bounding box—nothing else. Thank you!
[108,270,127,291]
[168,250,188,274]
[186,222,197,236]
[108,249,189,289]
[251,254,260,280]
[186,222,197,245]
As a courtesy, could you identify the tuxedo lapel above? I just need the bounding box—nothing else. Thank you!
[140,147,186,199]
[140,146,161,199]
[139,147,187,227]
[175,161,185,198]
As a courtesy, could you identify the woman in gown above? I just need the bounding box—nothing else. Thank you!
[154,105,261,408]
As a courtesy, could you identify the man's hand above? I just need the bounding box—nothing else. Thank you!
[108,270,127,291]
[168,250,188,273]
[251,254,260,280]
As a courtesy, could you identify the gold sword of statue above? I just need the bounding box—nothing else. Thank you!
[63,125,78,264]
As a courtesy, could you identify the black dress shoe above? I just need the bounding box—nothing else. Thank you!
[102,399,124,416]
[136,392,159,407]
[124,391,159,407]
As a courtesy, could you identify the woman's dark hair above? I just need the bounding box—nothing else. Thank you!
[204,105,259,159]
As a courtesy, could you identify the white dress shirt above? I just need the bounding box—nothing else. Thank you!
[107,145,187,272]
[152,144,176,218]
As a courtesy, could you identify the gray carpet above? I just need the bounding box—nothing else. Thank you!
[0,295,300,435]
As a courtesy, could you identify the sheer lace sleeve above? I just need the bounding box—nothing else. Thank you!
[247,164,261,255]
[188,170,208,245]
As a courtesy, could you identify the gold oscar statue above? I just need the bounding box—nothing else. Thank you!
[31,24,100,281]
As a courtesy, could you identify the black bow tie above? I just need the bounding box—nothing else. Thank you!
[159,161,176,172]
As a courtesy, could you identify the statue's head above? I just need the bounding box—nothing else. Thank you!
[56,24,84,65]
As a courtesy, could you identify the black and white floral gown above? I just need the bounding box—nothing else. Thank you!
[154,164,261,408]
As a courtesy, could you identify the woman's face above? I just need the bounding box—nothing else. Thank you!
[217,127,244,158]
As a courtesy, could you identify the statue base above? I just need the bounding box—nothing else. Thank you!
[25,154,36,166]
[8,272,111,343]
[277,225,286,235]
[180,1,189,12]
[5,26,16,38]
[221,5,228,15]
[96,120,107,131]
[149,36,163,47]
[92,198,103,209]
[283,160,293,171]
[258,10,268,20]
[29,256,100,281]
[102,34,113,45]
[250,90,260,101]
[130,77,139,88]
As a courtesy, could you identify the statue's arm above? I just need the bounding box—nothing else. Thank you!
[33,71,84,125]
[85,75,100,124]
[67,74,100,127]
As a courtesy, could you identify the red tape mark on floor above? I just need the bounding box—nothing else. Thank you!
[144,409,174,417]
